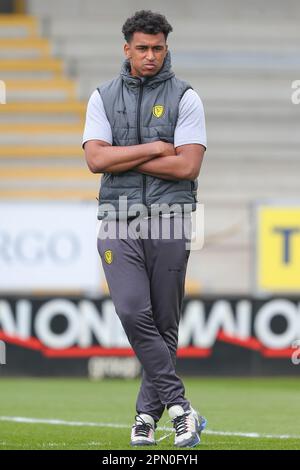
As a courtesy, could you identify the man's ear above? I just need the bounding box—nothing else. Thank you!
[124,43,131,59]
[164,44,168,58]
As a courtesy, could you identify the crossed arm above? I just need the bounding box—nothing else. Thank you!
[134,144,205,181]
[84,140,205,181]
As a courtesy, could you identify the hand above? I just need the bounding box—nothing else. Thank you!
[157,140,176,158]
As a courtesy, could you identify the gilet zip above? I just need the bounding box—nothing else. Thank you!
[136,79,147,207]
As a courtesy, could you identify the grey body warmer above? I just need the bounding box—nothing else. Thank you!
[97,51,198,220]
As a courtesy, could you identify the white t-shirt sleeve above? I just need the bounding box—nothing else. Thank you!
[174,89,207,149]
[82,89,112,148]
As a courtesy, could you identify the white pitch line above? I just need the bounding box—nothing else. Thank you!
[0,416,300,441]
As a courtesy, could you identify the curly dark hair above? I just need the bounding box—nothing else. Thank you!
[122,10,173,43]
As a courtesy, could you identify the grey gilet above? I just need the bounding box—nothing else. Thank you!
[97,50,198,220]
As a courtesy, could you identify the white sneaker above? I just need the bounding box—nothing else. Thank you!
[130,414,156,446]
[168,405,207,448]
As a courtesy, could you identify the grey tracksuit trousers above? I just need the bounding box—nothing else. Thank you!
[97,215,191,422]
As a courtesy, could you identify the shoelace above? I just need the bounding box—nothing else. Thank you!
[133,415,153,437]
[156,412,206,444]
[173,412,190,436]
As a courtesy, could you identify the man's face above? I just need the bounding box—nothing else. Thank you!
[124,32,168,78]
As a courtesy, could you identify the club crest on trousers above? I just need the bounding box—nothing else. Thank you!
[104,250,113,264]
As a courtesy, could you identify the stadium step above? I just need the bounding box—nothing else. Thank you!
[0,165,94,180]
[0,114,82,124]
[4,79,76,101]
[0,123,83,133]
[0,37,50,58]
[0,101,85,114]
[0,145,83,159]
[0,188,96,200]
[0,14,38,37]
[0,58,63,73]
[27,0,300,20]
[0,123,83,145]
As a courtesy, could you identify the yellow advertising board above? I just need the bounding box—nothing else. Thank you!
[256,205,300,292]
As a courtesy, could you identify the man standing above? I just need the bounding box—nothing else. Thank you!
[83,10,207,448]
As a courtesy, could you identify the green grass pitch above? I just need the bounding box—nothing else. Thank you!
[0,377,299,450]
